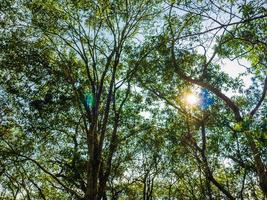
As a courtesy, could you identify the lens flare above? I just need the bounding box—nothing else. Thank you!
[185,94,199,105]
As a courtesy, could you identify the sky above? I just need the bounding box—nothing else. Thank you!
[221,58,253,97]
[139,58,253,119]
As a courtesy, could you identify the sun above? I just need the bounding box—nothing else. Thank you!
[185,94,199,105]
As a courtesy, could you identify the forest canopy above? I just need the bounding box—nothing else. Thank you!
[0,0,267,199]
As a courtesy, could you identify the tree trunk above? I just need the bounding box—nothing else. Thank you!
[85,121,100,200]
[247,135,267,197]
[85,160,99,200]
[198,124,235,200]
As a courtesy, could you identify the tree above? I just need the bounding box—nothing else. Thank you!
[1,0,161,199]
[163,0,267,197]
[1,0,267,199]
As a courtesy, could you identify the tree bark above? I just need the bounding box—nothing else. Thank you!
[247,134,267,197]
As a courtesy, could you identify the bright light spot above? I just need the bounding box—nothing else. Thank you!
[185,94,199,105]
[139,111,151,119]
[222,158,233,168]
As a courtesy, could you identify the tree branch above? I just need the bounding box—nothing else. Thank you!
[250,76,267,117]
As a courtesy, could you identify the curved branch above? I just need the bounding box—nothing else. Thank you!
[174,14,267,41]
[250,76,267,117]
[18,155,82,199]
[176,69,242,121]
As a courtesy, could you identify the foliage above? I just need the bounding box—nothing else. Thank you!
[0,0,267,199]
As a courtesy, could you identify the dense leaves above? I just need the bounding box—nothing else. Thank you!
[0,0,267,199]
